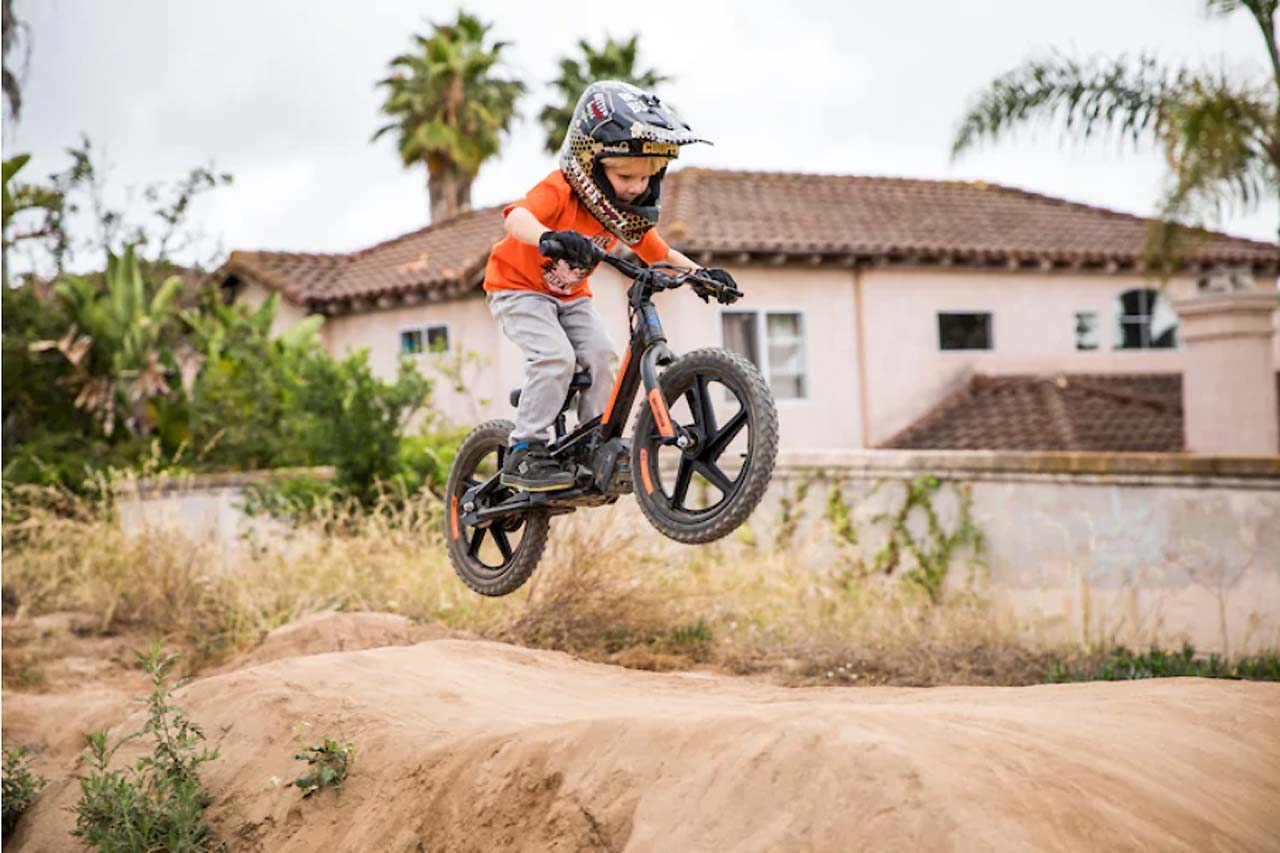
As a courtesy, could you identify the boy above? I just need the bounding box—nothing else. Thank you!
[484,80,736,491]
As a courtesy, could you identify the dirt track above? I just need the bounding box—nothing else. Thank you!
[5,613,1279,851]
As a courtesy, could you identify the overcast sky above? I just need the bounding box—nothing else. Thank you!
[5,0,1273,273]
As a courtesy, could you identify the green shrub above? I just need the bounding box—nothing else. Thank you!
[71,647,222,852]
[290,738,355,798]
[2,746,47,839]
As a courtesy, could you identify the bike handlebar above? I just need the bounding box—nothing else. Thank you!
[539,237,743,304]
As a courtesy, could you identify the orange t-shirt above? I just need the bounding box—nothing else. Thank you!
[483,170,670,300]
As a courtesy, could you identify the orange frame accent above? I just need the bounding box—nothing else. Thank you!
[647,388,675,438]
[639,448,655,494]
[601,347,631,425]
[450,495,460,539]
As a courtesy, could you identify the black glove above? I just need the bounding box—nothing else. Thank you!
[539,230,600,269]
[697,268,742,304]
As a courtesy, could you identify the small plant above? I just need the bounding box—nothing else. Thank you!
[290,737,355,798]
[824,484,858,548]
[671,618,713,646]
[3,746,47,840]
[1047,644,1280,682]
[71,646,222,852]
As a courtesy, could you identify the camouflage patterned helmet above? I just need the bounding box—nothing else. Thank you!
[559,80,710,244]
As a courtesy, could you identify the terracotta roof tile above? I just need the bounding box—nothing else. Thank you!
[883,372,1280,452]
[221,169,1278,309]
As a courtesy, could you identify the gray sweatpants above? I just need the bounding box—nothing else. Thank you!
[487,291,619,445]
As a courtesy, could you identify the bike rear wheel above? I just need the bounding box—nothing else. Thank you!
[445,420,550,596]
[630,348,778,544]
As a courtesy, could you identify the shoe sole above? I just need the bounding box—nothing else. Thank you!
[500,475,574,492]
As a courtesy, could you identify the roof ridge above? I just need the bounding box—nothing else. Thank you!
[672,168,1276,250]
[1055,374,1181,413]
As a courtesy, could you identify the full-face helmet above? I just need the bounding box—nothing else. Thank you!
[559,80,710,244]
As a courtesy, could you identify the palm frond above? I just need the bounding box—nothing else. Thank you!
[952,52,1174,158]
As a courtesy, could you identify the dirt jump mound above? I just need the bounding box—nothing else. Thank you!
[7,629,1279,851]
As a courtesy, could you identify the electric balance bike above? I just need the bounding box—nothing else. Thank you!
[445,248,779,596]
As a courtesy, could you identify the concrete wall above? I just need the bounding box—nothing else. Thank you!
[751,451,1280,655]
[117,453,1280,656]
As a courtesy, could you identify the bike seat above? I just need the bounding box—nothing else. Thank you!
[510,369,592,408]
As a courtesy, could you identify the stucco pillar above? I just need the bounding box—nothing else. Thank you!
[1172,290,1280,455]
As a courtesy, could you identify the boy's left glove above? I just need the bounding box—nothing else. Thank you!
[694,268,742,304]
[539,230,600,269]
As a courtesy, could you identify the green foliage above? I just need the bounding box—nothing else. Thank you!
[774,476,812,549]
[824,485,858,547]
[374,11,525,221]
[671,618,713,645]
[297,353,432,503]
[71,646,222,852]
[1047,644,1280,682]
[397,425,470,498]
[290,738,355,798]
[33,244,189,438]
[2,745,47,839]
[181,291,321,471]
[539,35,671,154]
[952,0,1280,254]
[871,476,985,603]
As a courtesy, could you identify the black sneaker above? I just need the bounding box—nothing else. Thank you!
[500,442,574,492]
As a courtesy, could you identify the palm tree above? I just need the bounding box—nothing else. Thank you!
[539,35,671,155]
[374,12,525,224]
[952,0,1279,271]
[2,0,28,123]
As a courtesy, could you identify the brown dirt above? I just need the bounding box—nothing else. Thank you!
[4,611,1279,851]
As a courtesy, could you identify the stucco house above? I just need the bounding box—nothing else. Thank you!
[217,168,1280,451]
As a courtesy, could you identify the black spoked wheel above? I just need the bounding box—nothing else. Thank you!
[445,419,550,596]
[631,348,778,544]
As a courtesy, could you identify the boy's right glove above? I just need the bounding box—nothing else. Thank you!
[539,230,600,269]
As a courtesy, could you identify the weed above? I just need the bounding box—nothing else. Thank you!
[3,746,47,840]
[290,738,356,798]
[824,485,858,548]
[672,618,713,645]
[871,476,985,602]
[71,646,222,852]
[1047,644,1280,682]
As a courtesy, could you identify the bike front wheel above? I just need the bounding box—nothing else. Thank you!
[630,348,779,544]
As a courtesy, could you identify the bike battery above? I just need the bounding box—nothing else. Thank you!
[590,437,633,496]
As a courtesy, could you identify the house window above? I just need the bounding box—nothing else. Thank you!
[721,310,807,399]
[400,324,449,355]
[1074,311,1100,351]
[938,312,992,351]
[1115,288,1177,350]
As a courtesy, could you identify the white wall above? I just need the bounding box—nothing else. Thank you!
[859,270,1202,445]
[255,266,1278,451]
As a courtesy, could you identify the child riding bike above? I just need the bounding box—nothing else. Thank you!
[483,80,738,492]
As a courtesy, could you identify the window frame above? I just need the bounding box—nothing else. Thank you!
[1074,310,1101,351]
[937,311,994,352]
[1114,288,1177,351]
[399,322,451,357]
[719,307,810,402]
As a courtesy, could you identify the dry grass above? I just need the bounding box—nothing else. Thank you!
[3,485,1064,685]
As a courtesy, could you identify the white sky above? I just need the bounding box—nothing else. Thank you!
[4,0,1275,273]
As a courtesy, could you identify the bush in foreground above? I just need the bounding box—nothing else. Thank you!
[72,648,221,852]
